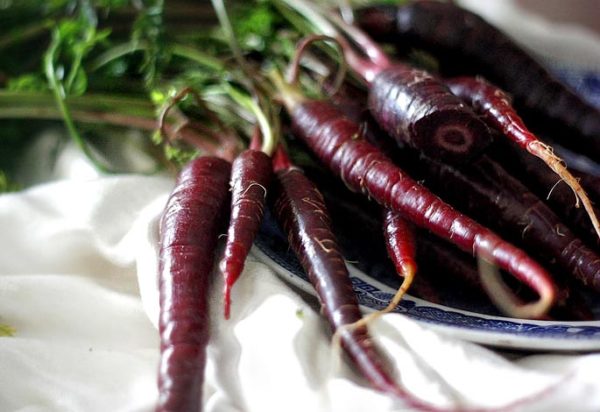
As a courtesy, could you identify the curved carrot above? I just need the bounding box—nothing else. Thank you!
[355,1,600,157]
[445,76,600,240]
[289,99,557,319]
[157,156,231,412]
[270,147,437,410]
[220,149,272,319]
[404,149,600,294]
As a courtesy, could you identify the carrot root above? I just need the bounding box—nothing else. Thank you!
[527,140,600,240]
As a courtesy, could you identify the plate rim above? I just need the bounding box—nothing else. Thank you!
[253,244,600,352]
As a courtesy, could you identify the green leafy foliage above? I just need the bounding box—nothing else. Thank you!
[233,3,279,51]
[7,74,48,92]
[164,144,199,166]
[132,0,168,87]
[1,0,346,180]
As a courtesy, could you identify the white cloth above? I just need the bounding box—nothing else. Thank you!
[2,2,600,412]
[1,174,600,412]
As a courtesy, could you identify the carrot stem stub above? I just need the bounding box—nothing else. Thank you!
[367,64,492,164]
[220,149,272,319]
[290,100,557,319]
[157,156,231,412]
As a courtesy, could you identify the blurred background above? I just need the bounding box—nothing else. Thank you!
[516,0,599,35]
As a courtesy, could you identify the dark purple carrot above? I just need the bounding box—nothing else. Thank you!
[355,1,600,157]
[445,75,600,240]
[280,91,557,318]
[489,139,600,248]
[398,147,600,294]
[313,169,594,320]
[382,209,416,306]
[414,232,481,295]
[365,62,491,164]
[220,129,272,319]
[157,156,231,412]
[278,14,492,163]
[349,210,418,330]
[270,146,437,410]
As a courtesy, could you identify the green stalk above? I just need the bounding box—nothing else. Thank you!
[0,106,158,131]
[0,91,156,118]
[171,44,225,72]
[44,29,112,173]
[210,0,246,74]
[274,0,337,37]
[90,41,225,72]
[224,85,277,156]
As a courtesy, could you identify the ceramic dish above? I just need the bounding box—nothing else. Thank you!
[254,215,600,351]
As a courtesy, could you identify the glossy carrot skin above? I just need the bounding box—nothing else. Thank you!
[368,64,491,164]
[406,151,600,292]
[220,149,272,319]
[444,76,534,150]
[291,100,557,311]
[356,1,600,156]
[157,156,231,412]
[312,167,594,320]
[271,165,441,410]
[382,209,417,277]
[271,168,395,391]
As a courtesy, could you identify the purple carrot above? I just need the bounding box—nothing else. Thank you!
[382,209,417,308]
[355,1,600,157]
[365,62,491,164]
[383,209,417,281]
[220,146,272,319]
[157,156,231,412]
[281,93,557,319]
[270,146,439,410]
[399,148,600,294]
[490,139,600,248]
[445,75,600,240]
[282,26,491,163]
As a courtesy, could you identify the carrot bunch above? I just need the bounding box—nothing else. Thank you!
[152,1,600,411]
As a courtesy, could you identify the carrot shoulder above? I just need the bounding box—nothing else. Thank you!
[367,64,491,164]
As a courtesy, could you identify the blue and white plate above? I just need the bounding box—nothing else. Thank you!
[254,215,600,352]
[255,66,600,352]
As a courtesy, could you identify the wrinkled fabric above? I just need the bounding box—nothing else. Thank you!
[2,2,600,411]
[1,175,600,412]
